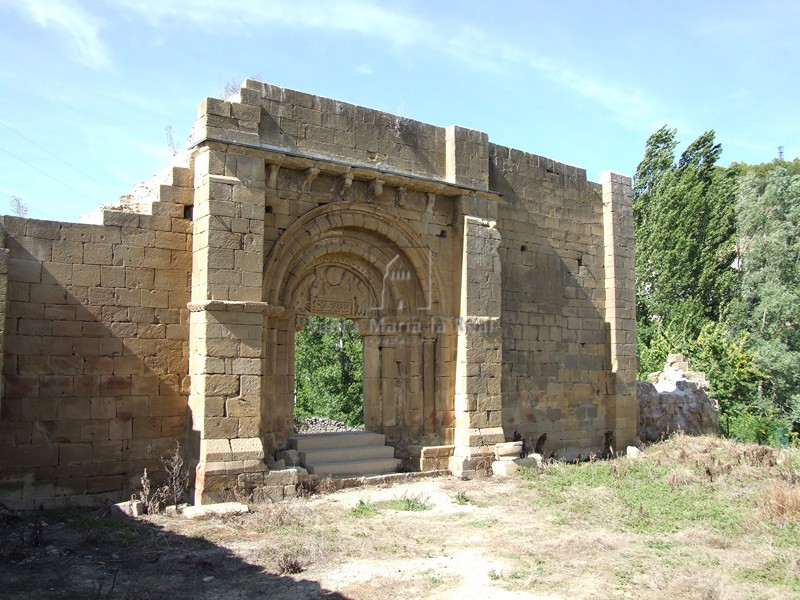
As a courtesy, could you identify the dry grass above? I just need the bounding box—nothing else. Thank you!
[3,434,800,599]
[764,481,800,523]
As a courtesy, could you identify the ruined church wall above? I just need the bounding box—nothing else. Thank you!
[0,208,192,509]
[208,80,449,183]
[490,146,616,456]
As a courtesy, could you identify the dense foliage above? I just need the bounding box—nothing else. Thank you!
[294,316,364,427]
[634,128,800,445]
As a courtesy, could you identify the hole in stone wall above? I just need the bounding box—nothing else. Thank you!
[520,245,527,252]
[438,230,447,238]
[265,205,273,213]
[577,255,584,267]
[183,205,193,220]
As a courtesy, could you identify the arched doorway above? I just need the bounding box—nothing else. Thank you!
[260,203,449,457]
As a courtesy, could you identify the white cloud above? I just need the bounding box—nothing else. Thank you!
[4,0,111,69]
[94,0,662,132]
[109,0,430,46]
[445,26,664,134]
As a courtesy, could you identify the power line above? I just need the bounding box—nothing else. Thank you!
[0,119,121,196]
[0,145,103,206]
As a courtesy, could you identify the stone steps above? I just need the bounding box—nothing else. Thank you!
[289,431,399,478]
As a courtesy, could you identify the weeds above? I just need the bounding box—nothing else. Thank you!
[350,500,379,518]
[134,442,189,514]
[383,493,429,512]
[276,552,304,574]
[454,491,470,505]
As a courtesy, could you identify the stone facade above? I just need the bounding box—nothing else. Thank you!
[0,80,636,507]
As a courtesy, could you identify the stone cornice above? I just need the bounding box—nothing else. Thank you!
[189,137,502,201]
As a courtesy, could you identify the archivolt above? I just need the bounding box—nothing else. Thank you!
[263,203,444,314]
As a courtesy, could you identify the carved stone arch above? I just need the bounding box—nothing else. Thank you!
[263,203,444,315]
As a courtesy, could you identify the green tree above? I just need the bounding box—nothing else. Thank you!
[731,166,800,431]
[634,127,737,345]
[294,316,364,426]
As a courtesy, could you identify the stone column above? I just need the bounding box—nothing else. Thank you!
[449,215,505,476]
[360,326,383,433]
[421,330,437,441]
[600,171,637,448]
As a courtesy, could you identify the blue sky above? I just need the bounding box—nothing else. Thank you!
[1,0,798,223]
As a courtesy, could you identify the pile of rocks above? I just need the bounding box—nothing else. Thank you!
[638,354,719,442]
[293,416,362,433]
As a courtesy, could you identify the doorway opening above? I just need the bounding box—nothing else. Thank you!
[294,316,364,432]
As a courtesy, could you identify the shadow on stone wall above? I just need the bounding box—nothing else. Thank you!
[0,224,190,508]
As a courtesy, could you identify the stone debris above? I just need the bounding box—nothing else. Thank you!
[491,460,519,476]
[638,354,719,442]
[294,416,359,433]
[494,441,523,459]
[111,500,144,517]
[514,454,543,468]
[182,502,250,519]
[626,446,642,459]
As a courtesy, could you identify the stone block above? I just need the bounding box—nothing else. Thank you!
[264,467,307,487]
[494,441,523,459]
[492,460,518,476]
[230,437,264,461]
[200,438,233,462]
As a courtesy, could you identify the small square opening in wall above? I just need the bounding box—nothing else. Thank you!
[520,245,527,252]
[265,205,273,214]
[183,205,194,220]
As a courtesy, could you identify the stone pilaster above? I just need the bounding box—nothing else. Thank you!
[600,171,637,448]
[446,125,489,190]
[188,121,269,503]
[449,215,505,476]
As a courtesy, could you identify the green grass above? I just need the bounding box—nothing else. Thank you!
[349,493,430,518]
[350,499,379,518]
[521,459,745,535]
[382,493,430,512]
[466,517,498,528]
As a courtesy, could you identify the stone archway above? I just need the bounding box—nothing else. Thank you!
[260,203,447,457]
[187,140,510,503]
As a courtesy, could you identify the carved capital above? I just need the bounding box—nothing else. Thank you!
[268,163,281,189]
[367,178,384,203]
[337,172,354,200]
[395,186,407,208]
[302,167,320,193]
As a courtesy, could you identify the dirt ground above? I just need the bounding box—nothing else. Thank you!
[1,437,798,599]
